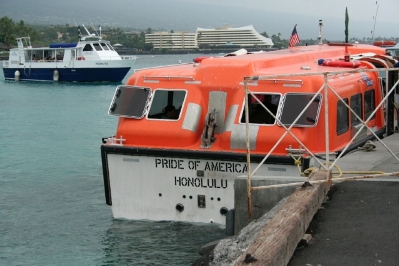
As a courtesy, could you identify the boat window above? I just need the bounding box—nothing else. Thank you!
[350,94,362,126]
[278,93,322,127]
[107,44,115,51]
[337,98,349,135]
[101,43,110,50]
[93,43,103,51]
[148,89,186,120]
[42,50,56,61]
[240,93,280,124]
[387,49,397,56]
[108,86,152,119]
[364,89,376,120]
[83,44,93,51]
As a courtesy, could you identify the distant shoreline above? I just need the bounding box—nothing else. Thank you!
[116,47,277,55]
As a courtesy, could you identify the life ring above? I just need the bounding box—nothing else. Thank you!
[77,56,85,60]
[318,59,361,68]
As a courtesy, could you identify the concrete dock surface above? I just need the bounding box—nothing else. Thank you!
[288,181,399,266]
[193,133,399,266]
[288,132,399,266]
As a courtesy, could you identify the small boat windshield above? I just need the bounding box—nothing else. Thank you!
[93,43,102,51]
[279,93,322,127]
[241,93,281,124]
[109,86,152,118]
[148,90,186,120]
[101,43,110,50]
[387,48,398,57]
[83,44,93,51]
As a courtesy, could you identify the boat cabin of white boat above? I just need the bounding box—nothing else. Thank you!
[386,44,399,59]
[2,25,135,82]
[11,35,129,63]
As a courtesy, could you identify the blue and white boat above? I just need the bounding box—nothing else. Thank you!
[1,25,136,82]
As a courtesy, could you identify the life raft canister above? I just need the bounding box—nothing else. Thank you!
[373,40,396,47]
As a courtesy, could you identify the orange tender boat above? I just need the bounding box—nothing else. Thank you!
[101,43,397,225]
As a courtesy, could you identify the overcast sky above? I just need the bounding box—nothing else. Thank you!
[181,0,398,39]
[1,0,398,40]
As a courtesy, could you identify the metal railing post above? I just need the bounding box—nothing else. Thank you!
[244,79,252,218]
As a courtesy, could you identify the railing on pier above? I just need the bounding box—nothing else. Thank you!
[243,67,399,218]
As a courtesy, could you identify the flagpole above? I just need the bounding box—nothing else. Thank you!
[372,1,379,41]
[318,20,323,45]
[345,7,349,43]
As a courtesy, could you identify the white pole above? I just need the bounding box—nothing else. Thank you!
[324,73,330,180]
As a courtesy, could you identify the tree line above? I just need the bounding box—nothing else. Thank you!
[1,16,398,51]
[0,16,153,51]
[260,31,399,49]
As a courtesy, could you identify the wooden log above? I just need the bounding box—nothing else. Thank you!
[234,169,332,266]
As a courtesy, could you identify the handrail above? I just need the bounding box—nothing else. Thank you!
[143,75,194,81]
[244,66,399,218]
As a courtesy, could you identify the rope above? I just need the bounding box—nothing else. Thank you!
[291,152,385,179]
[289,154,303,174]
[358,140,377,152]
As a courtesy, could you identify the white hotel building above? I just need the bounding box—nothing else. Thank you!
[196,25,273,48]
[145,25,273,49]
[145,31,197,50]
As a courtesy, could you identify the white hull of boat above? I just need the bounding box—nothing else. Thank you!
[105,153,299,224]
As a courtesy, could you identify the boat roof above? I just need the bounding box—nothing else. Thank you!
[130,43,387,88]
[49,43,77,48]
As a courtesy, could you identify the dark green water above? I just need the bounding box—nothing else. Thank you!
[0,54,225,265]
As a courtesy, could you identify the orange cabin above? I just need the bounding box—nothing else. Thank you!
[107,43,391,159]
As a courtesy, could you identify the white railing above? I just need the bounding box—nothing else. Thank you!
[244,67,399,217]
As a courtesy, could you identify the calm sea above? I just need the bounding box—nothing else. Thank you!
[0,54,226,266]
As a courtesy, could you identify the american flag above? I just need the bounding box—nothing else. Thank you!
[289,25,300,47]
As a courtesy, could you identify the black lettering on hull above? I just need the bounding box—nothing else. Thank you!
[204,162,247,173]
[175,177,228,189]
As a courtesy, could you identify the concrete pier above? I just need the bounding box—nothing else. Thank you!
[193,132,399,266]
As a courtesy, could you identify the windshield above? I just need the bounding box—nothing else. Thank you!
[278,93,322,127]
[108,86,152,118]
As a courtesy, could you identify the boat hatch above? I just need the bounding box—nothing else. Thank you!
[278,93,322,127]
[108,86,152,118]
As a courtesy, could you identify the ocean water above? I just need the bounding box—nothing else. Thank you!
[0,54,225,266]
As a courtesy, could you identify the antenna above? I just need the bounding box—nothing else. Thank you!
[318,20,323,45]
[89,19,100,37]
[82,24,91,36]
[371,1,379,41]
[73,19,83,40]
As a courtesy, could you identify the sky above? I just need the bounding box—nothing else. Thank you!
[0,0,398,40]
[179,0,397,39]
